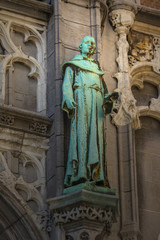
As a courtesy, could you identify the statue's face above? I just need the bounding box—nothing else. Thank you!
[81,36,95,56]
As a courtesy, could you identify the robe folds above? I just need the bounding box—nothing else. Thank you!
[62,55,108,187]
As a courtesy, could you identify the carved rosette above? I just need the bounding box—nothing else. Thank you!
[109,8,138,127]
[0,113,14,125]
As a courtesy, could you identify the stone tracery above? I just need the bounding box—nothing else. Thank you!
[0,13,47,113]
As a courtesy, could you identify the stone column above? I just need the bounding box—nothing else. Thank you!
[108,0,139,128]
[48,189,118,240]
[108,1,142,240]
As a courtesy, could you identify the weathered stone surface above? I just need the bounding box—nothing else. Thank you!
[135,117,160,239]
[48,189,118,239]
[0,0,52,21]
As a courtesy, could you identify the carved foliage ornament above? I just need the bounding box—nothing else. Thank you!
[53,205,113,225]
[128,31,154,67]
[128,31,160,74]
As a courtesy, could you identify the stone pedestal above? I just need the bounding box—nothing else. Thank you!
[48,189,118,240]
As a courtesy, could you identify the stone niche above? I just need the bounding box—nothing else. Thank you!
[5,62,37,111]
[135,117,160,240]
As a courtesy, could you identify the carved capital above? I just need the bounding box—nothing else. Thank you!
[109,9,135,34]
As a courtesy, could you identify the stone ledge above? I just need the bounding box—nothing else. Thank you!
[0,104,52,136]
[136,5,160,27]
[48,189,118,217]
[0,0,53,21]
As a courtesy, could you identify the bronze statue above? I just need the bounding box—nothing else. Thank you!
[62,36,118,189]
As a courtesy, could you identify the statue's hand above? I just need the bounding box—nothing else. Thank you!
[66,99,77,110]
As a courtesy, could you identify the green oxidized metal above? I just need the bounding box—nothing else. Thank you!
[62,36,116,190]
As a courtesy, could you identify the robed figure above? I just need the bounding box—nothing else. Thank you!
[62,36,117,188]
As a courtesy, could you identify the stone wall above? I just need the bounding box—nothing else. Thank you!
[141,0,160,10]
[135,117,160,240]
[0,0,160,240]
[0,1,52,239]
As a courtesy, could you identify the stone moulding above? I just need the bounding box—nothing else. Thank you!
[136,5,160,28]
[0,104,52,136]
[0,0,53,21]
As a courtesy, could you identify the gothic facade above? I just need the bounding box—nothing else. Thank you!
[0,0,159,240]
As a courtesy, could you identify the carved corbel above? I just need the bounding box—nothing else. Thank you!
[108,7,139,128]
[49,190,118,240]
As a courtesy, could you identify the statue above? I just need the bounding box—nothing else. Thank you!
[62,36,118,189]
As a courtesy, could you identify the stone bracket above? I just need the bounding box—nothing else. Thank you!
[48,189,118,240]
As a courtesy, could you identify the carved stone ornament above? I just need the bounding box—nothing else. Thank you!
[53,205,113,225]
[0,114,14,125]
[30,121,48,134]
[66,235,74,240]
[80,231,90,240]
[0,150,46,212]
[0,13,47,113]
[49,188,118,240]
[153,37,160,74]
[37,210,52,232]
[109,9,135,33]
[0,104,51,136]
[109,9,138,127]
[128,31,154,67]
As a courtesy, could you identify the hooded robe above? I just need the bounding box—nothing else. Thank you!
[62,54,109,187]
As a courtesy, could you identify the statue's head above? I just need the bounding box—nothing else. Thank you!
[78,36,96,56]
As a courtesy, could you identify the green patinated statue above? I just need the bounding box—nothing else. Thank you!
[62,36,118,190]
